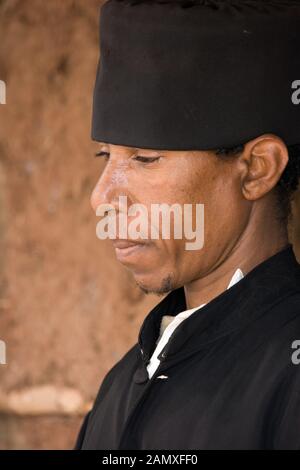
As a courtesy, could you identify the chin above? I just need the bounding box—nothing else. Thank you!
[133,271,176,296]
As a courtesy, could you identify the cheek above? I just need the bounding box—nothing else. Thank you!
[178,167,250,254]
[203,182,250,252]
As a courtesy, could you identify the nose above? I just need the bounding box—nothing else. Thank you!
[90,175,104,213]
[90,162,128,214]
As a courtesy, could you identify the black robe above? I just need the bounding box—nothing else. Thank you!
[75,244,300,450]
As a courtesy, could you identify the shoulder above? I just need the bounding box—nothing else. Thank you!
[257,290,300,372]
[92,342,139,406]
[74,343,140,449]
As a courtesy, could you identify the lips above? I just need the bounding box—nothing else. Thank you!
[111,239,145,249]
[111,239,149,263]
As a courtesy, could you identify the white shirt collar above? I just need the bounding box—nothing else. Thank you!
[148,268,245,380]
[163,267,244,323]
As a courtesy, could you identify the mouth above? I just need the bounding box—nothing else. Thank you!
[111,239,149,263]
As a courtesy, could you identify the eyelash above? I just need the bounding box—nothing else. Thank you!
[94,151,161,164]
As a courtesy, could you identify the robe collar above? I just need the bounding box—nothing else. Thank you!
[137,243,300,373]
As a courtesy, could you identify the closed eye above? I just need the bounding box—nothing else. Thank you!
[94,151,161,164]
[95,151,110,161]
[133,155,161,163]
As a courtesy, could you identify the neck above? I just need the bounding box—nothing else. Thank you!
[184,200,290,310]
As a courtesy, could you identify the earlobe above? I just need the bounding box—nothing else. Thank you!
[241,135,289,202]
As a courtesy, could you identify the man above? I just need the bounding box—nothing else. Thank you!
[75,0,300,449]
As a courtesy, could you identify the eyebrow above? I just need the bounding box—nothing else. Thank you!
[97,141,134,150]
[96,142,162,153]
[97,141,110,148]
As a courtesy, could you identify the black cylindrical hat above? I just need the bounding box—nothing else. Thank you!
[91,0,300,150]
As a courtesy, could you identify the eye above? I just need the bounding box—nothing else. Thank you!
[95,151,110,161]
[133,155,161,164]
[94,151,161,164]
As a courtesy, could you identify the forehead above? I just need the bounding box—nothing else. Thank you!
[96,141,201,156]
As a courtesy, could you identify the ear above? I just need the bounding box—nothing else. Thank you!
[239,134,289,202]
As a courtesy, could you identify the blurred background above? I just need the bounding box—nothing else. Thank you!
[0,0,159,449]
[0,0,299,450]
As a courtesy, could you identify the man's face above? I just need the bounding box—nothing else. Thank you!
[91,143,250,294]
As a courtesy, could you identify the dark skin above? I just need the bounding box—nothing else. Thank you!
[90,134,289,309]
